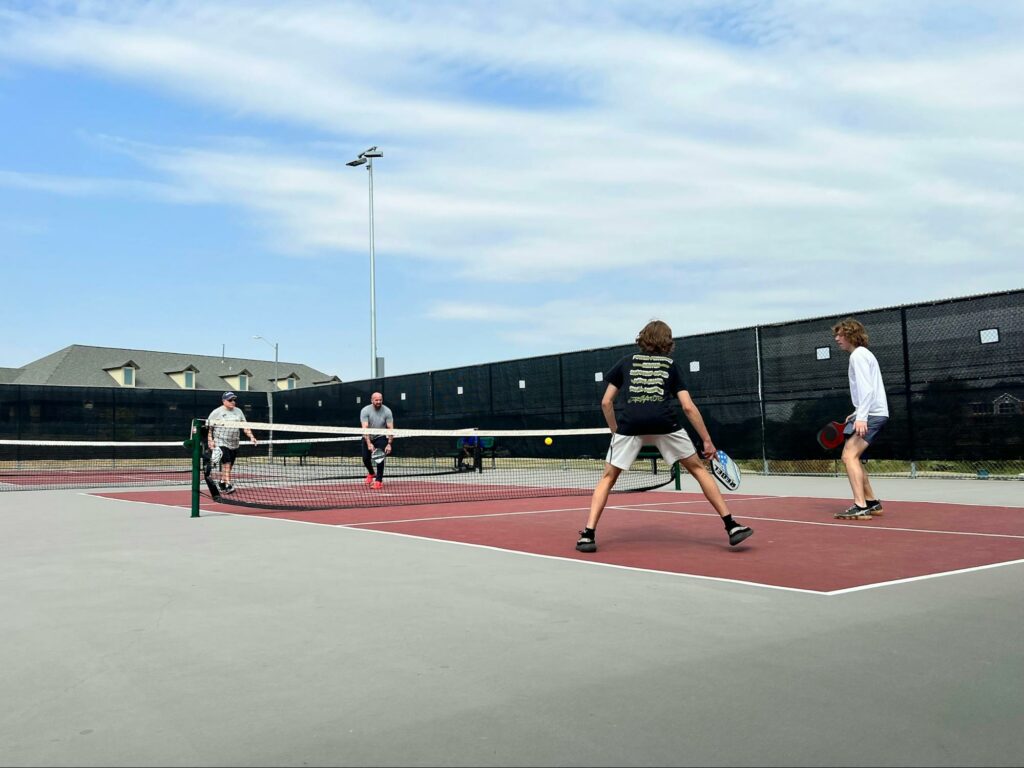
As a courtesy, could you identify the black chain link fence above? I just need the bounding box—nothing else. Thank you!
[3,289,1021,479]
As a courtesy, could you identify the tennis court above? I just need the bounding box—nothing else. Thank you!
[2,473,1022,766]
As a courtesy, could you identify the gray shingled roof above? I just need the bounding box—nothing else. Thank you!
[8,345,339,391]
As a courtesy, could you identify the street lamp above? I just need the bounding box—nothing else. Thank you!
[253,335,279,457]
[346,145,383,378]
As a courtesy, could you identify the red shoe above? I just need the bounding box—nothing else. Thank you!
[372,480,383,490]
[365,474,374,485]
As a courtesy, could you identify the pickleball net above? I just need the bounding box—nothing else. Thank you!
[199,419,676,511]
[0,438,193,491]
[0,431,373,492]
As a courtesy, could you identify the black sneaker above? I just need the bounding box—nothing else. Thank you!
[865,499,884,516]
[728,525,753,546]
[218,482,228,491]
[576,531,596,553]
[835,504,872,520]
[222,483,236,495]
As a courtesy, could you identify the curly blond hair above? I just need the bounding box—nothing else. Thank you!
[832,318,869,347]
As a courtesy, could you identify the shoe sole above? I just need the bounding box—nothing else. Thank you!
[834,512,872,520]
[729,529,753,546]
[576,543,596,553]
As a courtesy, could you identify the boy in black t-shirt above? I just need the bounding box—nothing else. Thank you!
[576,320,753,552]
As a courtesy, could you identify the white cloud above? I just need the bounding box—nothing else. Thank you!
[0,168,207,202]
[0,1,1022,370]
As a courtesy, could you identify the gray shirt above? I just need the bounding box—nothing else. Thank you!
[208,405,248,449]
[360,404,394,439]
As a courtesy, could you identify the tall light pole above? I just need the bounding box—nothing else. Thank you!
[253,335,278,457]
[346,145,383,378]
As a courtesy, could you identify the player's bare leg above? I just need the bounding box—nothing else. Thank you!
[678,454,730,519]
[842,437,870,507]
[585,464,622,530]
[679,454,753,546]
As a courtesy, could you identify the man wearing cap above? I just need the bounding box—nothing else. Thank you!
[207,391,257,494]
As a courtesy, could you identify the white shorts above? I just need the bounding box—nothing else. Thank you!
[605,429,697,470]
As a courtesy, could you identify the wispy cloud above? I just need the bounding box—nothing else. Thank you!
[1,1,1022,375]
[0,168,206,202]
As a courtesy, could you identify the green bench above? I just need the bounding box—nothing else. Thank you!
[451,436,497,470]
[638,447,663,474]
[278,442,312,465]
[637,447,682,488]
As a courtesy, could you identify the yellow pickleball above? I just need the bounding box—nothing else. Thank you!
[544,437,553,445]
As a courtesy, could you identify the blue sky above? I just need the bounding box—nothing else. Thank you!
[2,0,1022,381]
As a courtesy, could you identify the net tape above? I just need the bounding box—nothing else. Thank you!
[206,420,613,438]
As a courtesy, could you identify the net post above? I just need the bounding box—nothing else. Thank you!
[673,461,681,490]
[189,419,202,518]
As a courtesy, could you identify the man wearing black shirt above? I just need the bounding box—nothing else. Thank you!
[576,320,753,553]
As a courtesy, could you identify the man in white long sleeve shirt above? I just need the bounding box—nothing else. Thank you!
[832,318,889,520]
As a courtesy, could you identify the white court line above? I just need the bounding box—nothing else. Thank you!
[653,490,1024,510]
[345,496,774,526]
[823,559,1024,595]
[607,503,1024,540]
[86,492,355,523]
[93,490,1024,541]
[335,525,828,595]
[83,491,1024,541]
[609,495,777,509]
[86,492,1024,596]
[345,504,591,526]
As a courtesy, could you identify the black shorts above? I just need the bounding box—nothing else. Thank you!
[361,436,388,458]
[218,446,239,465]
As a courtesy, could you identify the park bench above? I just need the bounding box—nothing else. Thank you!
[278,442,312,465]
[451,436,497,470]
[638,447,663,474]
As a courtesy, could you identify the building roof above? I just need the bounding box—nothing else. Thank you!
[0,367,24,384]
[6,345,339,391]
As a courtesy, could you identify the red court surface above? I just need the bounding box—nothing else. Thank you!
[98,489,1024,594]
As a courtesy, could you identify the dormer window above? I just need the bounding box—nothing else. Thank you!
[104,360,139,387]
[166,365,199,389]
[221,368,253,393]
[994,394,1020,416]
[271,373,300,391]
